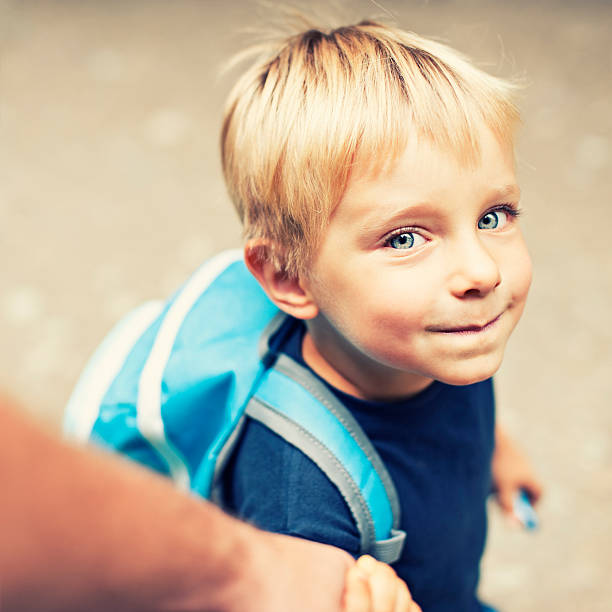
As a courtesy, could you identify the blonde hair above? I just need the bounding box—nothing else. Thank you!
[221,20,520,278]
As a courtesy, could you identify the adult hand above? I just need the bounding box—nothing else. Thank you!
[226,529,353,612]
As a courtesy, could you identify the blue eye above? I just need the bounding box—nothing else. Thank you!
[386,232,425,250]
[478,210,508,230]
[389,233,414,249]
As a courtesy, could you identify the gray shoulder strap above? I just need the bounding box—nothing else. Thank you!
[247,353,406,563]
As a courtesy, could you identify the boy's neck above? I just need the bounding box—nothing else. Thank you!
[301,328,434,402]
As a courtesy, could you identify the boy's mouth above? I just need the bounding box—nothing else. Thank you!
[427,312,503,335]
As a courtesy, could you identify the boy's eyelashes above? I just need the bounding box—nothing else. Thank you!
[483,203,522,219]
[384,228,427,250]
[477,203,522,231]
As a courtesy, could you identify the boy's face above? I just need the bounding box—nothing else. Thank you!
[302,125,532,398]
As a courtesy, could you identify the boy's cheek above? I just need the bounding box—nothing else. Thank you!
[517,249,533,301]
[505,238,532,303]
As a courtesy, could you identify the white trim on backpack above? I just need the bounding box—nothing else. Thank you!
[136,249,244,490]
[64,300,164,441]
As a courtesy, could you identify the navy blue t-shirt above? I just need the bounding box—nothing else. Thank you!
[222,321,495,612]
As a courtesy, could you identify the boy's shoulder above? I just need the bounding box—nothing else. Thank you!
[222,416,362,555]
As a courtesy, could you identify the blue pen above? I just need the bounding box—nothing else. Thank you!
[513,490,539,531]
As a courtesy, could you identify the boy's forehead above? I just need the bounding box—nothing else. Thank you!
[351,123,514,177]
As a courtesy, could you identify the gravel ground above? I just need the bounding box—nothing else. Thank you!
[1,1,611,610]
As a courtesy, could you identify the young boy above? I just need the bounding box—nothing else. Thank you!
[68,18,540,612]
[219,19,541,612]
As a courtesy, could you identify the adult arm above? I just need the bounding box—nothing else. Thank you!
[0,398,353,612]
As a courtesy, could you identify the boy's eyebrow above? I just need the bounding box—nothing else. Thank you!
[357,203,436,233]
[486,184,521,201]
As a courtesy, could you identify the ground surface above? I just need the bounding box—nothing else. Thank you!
[1,1,611,610]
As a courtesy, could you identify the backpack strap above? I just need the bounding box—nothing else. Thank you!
[247,352,406,563]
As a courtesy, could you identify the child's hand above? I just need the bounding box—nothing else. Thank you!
[492,426,543,524]
[342,555,422,612]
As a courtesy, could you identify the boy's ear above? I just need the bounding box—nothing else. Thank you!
[244,240,319,320]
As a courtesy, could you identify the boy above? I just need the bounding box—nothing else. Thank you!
[219,19,541,612]
[69,18,540,612]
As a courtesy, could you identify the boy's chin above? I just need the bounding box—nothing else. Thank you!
[433,354,504,386]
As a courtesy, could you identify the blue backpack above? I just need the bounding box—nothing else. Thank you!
[64,250,406,563]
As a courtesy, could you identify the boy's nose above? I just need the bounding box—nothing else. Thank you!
[448,236,501,298]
